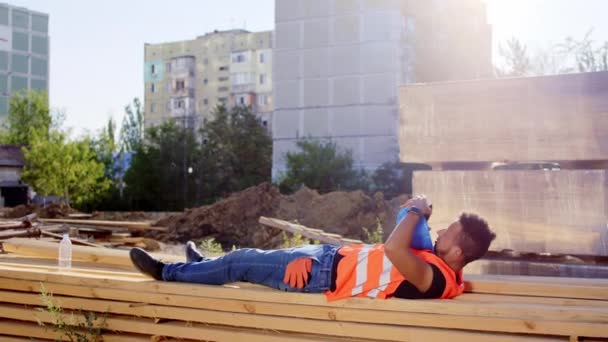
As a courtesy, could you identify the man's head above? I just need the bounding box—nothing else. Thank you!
[434,213,495,269]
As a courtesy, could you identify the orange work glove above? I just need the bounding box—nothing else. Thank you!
[283,257,312,289]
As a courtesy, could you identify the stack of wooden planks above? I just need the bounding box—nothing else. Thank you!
[0,238,606,341]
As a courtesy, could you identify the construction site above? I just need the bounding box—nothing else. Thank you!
[0,70,606,341]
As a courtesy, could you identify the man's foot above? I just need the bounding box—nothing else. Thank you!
[185,241,205,262]
[129,248,165,280]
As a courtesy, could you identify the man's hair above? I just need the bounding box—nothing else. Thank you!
[458,213,496,264]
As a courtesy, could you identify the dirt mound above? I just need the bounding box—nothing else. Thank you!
[146,183,409,249]
[3,202,75,219]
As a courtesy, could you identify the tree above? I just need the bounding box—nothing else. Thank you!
[370,161,431,199]
[1,90,52,146]
[279,139,366,193]
[120,98,145,153]
[124,121,200,210]
[557,29,608,72]
[21,129,111,208]
[200,105,272,198]
[496,37,533,77]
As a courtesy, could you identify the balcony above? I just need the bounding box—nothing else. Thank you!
[231,83,255,93]
[172,88,195,98]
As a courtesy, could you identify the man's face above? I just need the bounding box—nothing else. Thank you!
[434,220,464,258]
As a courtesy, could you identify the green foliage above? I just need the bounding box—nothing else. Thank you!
[124,120,199,210]
[22,129,111,208]
[200,105,272,197]
[37,283,107,342]
[1,89,52,146]
[279,139,368,194]
[370,161,431,199]
[281,232,316,248]
[120,98,145,153]
[362,218,384,244]
[198,237,225,257]
[557,29,608,72]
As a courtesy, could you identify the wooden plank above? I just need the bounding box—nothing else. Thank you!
[259,217,363,245]
[398,71,608,163]
[40,229,106,248]
[39,218,166,231]
[0,288,604,338]
[0,303,567,342]
[413,170,608,256]
[1,238,182,268]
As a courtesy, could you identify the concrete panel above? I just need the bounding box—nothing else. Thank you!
[362,73,397,104]
[302,48,329,78]
[330,106,361,136]
[360,105,397,136]
[303,18,330,49]
[303,79,330,107]
[332,76,361,106]
[413,170,608,256]
[360,41,399,74]
[274,80,301,109]
[361,0,402,10]
[275,22,301,50]
[302,108,330,137]
[332,15,360,45]
[362,135,399,166]
[274,49,301,82]
[332,0,361,15]
[273,109,301,139]
[362,11,401,42]
[398,71,608,163]
[272,139,299,174]
[301,0,330,19]
[329,45,360,76]
[275,0,303,23]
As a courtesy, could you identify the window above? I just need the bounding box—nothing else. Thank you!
[203,98,208,106]
[151,64,156,74]
[262,120,268,127]
[259,52,265,64]
[203,78,208,85]
[258,94,268,106]
[32,36,48,55]
[232,53,246,63]
[259,74,266,85]
[150,103,155,113]
[0,96,8,116]
[12,31,28,52]
[177,100,184,108]
[232,72,253,85]
[166,101,171,111]
[176,80,185,91]
[12,10,28,29]
[239,96,245,105]
[0,6,8,26]
[151,83,155,93]
[218,97,228,104]
[218,86,229,92]
[12,53,28,74]
[218,76,229,82]
[219,66,228,71]
[0,74,7,94]
[0,51,6,71]
[31,79,46,92]
[166,62,171,72]
[31,14,48,33]
[11,75,27,93]
[30,57,47,76]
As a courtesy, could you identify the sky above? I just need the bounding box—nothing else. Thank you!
[5,0,608,136]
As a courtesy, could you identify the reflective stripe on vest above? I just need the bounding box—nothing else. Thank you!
[325,243,465,301]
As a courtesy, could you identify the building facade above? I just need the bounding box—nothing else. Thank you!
[144,29,273,130]
[272,0,492,178]
[0,3,49,118]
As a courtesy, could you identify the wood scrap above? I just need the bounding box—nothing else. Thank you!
[259,216,364,245]
[39,218,167,231]
[39,229,105,248]
[0,228,40,239]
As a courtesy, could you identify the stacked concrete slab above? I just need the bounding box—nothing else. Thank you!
[272,0,492,178]
[399,71,608,257]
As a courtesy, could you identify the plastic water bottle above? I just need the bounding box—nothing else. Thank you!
[58,233,72,270]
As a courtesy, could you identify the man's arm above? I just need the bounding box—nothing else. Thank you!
[384,196,434,293]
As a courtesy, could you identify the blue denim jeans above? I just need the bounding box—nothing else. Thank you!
[162,244,339,293]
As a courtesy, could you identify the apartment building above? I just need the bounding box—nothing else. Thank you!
[144,29,273,130]
[272,0,492,178]
[0,3,49,118]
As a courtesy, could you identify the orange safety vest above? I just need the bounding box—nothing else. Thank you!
[325,244,464,301]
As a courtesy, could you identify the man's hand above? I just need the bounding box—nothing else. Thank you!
[283,257,312,288]
[400,195,432,217]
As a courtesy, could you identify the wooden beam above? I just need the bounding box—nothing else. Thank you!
[259,217,363,245]
[1,238,182,268]
[40,229,106,248]
[0,287,604,338]
[39,218,166,231]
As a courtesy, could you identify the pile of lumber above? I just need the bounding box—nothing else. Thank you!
[0,214,166,251]
[0,238,606,341]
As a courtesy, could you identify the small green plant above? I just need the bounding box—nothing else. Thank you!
[362,218,384,244]
[37,283,107,342]
[198,237,225,257]
[281,232,313,248]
